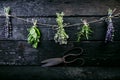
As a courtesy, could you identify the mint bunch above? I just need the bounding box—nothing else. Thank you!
[27,20,41,48]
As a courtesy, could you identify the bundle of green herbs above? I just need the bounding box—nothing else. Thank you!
[54,12,69,45]
[77,20,92,42]
[27,20,41,48]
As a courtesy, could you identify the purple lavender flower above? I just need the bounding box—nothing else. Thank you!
[105,21,114,42]
[4,7,12,38]
[105,8,114,42]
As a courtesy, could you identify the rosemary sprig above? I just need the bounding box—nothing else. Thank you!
[27,20,41,48]
[77,20,92,42]
[54,12,69,45]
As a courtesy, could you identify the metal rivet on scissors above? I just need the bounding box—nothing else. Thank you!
[41,47,84,67]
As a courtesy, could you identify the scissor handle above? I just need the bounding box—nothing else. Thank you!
[62,47,84,65]
[63,57,84,66]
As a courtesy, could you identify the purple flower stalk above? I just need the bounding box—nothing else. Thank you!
[105,21,114,42]
[4,7,12,38]
[105,8,114,42]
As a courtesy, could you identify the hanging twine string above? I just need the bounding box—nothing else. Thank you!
[0,11,120,28]
[8,14,58,27]
[66,12,120,28]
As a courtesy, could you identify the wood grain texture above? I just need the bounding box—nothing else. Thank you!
[0,0,120,79]
[0,66,120,80]
[0,40,120,66]
[0,0,120,16]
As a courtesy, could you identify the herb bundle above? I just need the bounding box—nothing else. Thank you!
[77,20,92,42]
[4,7,12,38]
[27,20,41,48]
[105,8,114,42]
[54,12,69,45]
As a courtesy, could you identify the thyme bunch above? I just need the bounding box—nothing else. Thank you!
[54,12,69,45]
[27,20,41,48]
[4,7,12,38]
[77,20,92,42]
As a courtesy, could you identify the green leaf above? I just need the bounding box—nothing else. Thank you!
[33,42,38,48]
[32,33,37,39]
[4,7,10,14]
[27,35,32,41]
[34,27,40,36]
[27,22,41,48]
[77,23,92,42]
[30,28,36,34]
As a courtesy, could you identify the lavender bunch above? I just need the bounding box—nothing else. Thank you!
[4,7,12,38]
[105,8,114,42]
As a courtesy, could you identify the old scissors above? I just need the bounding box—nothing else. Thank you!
[41,47,84,67]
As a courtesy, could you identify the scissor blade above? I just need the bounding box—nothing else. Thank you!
[41,58,63,67]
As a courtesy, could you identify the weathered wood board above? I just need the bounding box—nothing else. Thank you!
[0,0,120,16]
[0,0,120,80]
[0,66,120,80]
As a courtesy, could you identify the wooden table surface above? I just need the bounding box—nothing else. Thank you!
[0,0,120,80]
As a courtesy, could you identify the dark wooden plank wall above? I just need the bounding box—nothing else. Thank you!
[0,0,120,80]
